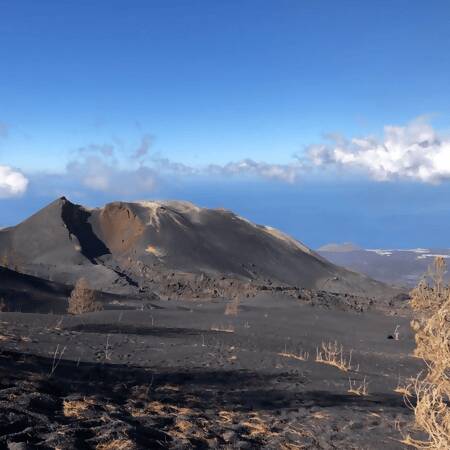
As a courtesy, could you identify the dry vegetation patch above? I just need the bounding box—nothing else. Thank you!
[241,413,277,439]
[224,295,240,316]
[402,257,450,449]
[96,439,135,450]
[63,397,96,418]
[68,277,103,314]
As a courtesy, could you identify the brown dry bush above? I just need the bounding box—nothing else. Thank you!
[403,257,450,449]
[224,294,240,316]
[68,278,103,314]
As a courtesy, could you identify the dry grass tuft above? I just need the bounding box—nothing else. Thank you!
[131,400,194,418]
[403,257,450,449]
[63,397,96,418]
[241,413,277,439]
[394,376,413,396]
[315,341,357,372]
[175,418,193,433]
[278,350,309,361]
[217,410,236,425]
[96,439,135,450]
[68,278,103,314]
[348,377,369,396]
[210,324,235,333]
[310,411,330,420]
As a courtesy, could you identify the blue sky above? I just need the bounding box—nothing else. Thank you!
[1,1,450,248]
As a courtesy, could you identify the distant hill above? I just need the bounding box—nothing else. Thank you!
[0,197,396,298]
[318,244,450,287]
[317,242,362,252]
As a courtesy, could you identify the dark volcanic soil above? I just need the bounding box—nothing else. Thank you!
[0,294,422,449]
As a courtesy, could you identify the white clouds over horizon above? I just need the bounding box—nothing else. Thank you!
[3,118,450,199]
[304,118,450,183]
[206,159,301,183]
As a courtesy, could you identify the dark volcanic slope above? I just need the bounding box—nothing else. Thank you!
[0,266,70,313]
[0,197,394,297]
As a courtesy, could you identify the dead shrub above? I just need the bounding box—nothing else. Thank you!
[224,294,240,316]
[348,377,369,396]
[279,343,309,361]
[315,340,357,372]
[403,257,450,449]
[68,278,102,314]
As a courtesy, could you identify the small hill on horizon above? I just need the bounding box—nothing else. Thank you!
[318,244,450,287]
[317,242,363,252]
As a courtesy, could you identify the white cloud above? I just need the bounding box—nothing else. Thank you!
[66,155,157,195]
[0,165,29,198]
[304,118,450,183]
[207,159,301,183]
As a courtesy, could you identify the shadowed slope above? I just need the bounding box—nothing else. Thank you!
[0,266,70,312]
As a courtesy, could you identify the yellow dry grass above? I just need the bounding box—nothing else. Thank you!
[174,418,192,433]
[63,398,96,418]
[278,350,309,361]
[394,385,412,396]
[96,439,134,450]
[241,413,276,439]
[217,410,236,425]
[131,400,194,418]
[348,377,369,396]
[394,376,413,396]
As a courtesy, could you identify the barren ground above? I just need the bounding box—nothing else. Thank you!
[0,294,422,449]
